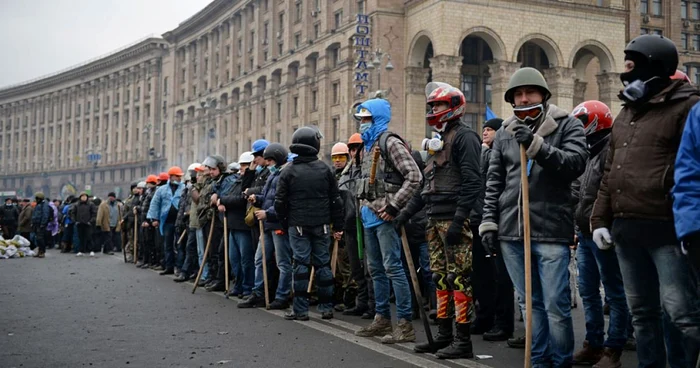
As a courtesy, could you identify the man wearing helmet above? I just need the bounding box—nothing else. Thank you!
[353,98,422,343]
[570,101,630,366]
[480,67,588,367]
[396,82,482,358]
[147,167,186,275]
[122,182,143,263]
[137,175,159,268]
[275,126,344,320]
[592,34,700,365]
[174,163,201,282]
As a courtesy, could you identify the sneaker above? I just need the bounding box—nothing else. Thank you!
[76,252,84,257]
[154,265,165,271]
[380,319,416,344]
[284,311,309,321]
[269,299,289,310]
[355,314,393,337]
[89,251,95,257]
[238,294,265,308]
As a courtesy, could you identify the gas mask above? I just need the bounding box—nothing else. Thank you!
[621,76,659,102]
[421,134,444,155]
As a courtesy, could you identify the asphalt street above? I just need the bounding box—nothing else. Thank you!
[1,250,640,368]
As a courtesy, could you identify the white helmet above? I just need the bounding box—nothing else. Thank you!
[185,162,200,182]
[137,181,147,189]
[238,151,254,164]
[228,162,241,172]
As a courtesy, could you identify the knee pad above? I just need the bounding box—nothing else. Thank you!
[446,273,470,292]
[433,272,450,291]
[293,260,311,280]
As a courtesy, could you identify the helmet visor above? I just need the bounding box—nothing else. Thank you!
[513,104,544,122]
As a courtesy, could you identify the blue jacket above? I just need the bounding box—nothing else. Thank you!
[255,168,283,231]
[213,173,237,197]
[147,180,185,235]
[62,205,72,225]
[31,200,51,229]
[673,102,700,240]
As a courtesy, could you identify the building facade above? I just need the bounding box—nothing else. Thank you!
[1,0,699,198]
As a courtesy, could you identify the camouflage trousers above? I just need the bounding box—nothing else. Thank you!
[426,218,474,323]
[123,225,134,262]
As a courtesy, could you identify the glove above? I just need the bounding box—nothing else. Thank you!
[393,214,408,231]
[445,217,466,246]
[592,227,613,250]
[481,231,498,257]
[512,124,534,148]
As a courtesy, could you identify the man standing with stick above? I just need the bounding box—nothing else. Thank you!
[479,67,588,368]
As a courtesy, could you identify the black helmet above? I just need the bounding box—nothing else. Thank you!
[130,181,139,190]
[625,34,678,77]
[291,126,322,154]
[263,143,288,166]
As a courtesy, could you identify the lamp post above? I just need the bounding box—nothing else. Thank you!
[366,48,395,98]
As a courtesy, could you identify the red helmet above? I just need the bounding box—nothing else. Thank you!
[572,100,613,136]
[425,82,466,132]
[672,69,692,83]
[158,172,169,182]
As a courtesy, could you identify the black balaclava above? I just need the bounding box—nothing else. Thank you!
[620,51,671,103]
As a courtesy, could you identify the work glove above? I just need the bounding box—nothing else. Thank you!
[445,217,466,247]
[393,214,408,231]
[512,124,534,148]
[481,231,498,257]
[592,227,613,250]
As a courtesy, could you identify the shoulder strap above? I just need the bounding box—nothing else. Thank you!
[378,131,408,168]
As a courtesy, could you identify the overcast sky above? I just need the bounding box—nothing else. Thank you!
[0,0,213,88]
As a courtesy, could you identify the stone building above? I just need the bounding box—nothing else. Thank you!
[1,0,699,198]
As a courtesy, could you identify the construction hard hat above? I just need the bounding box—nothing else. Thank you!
[252,139,270,154]
[168,166,184,176]
[238,151,255,164]
[137,181,147,189]
[146,175,158,184]
[202,155,225,169]
[354,107,373,119]
[158,172,169,182]
[228,162,241,172]
[187,163,201,172]
[331,142,349,156]
[348,133,363,145]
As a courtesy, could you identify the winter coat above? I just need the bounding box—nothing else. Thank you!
[97,201,122,232]
[70,200,97,226]
[62,204,72,225]
[139,187,156,224]
[254,168,283,231]
[480,104,588,244]
[470,145,493,226]
[31,200,51,230]
[47,202,59,236]
[220,174,254,231]
[338,163,362,230]
[572,132,611,236]
[18,205,33,232]
[1,204,20,226]
[147,181,185,234]
[123,194,139,226]
[175,187,190,230]
[275,146,344,229]
[247,167,270,196]
[673,101,700,240]
[591,80,700,230]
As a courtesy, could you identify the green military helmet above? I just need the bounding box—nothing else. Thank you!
[35,192,45,200]
[504,67,551,104]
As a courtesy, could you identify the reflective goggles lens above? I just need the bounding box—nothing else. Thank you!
[331,156,347,162]
[513,104,544,121]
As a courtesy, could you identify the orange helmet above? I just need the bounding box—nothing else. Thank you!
[348,133,362,146]
[425,82,466,132]
[672,69,692,83]
[572,100,613,136]
[167,166,184,176]
[146,175,158,184]
[158,172,169,182]
[331,142,349,156]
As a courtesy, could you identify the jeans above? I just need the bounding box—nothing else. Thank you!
[289,225,334,315]
[501,241,574,368]
[576,233,628,349]
[180,228,199,275]
[110,227,122,252]
[364,222,412,321]
[272,231,293,301]
[175,228,187,270]
[196,228,209,281]
[613,219,700,367]
[162,223,176,270]
[252,231,277,297]
[229,229,254,295]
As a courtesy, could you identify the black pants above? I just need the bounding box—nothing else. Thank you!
[203,219,224,283]
[110,227,122,252]
[345,226,371,308]
[2,225,17,240]
[76,224,92,253]
[143,226,156,265]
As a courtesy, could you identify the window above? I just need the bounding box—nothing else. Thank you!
[226,45,231,58]
[357,0,366,14]
[264,22,269,41]
[311,90,318,111]
[652,0,661,15]
[164,77,169,95]
[238,39,242,55]
[641,0,649,14]
[653,29,663,36]
[314,23,320,40]
[77,104,81,115]
[250,31,255,47]
[264,0,269,11]
[294,33,301,49]
[682,0,688,18]
[694,34,700,50]
[277,101,282,121]
[682,33,689,49]
[694,1,700,19]
[293,96,299,116]
[295,1,303,22]
[461,75,478,103]
[264,51,268,61]
[640,28,649,34]
[331,48,340,68]
[86,101,91,114]
[262,107,267,126]
[279,12,285,32]
[334,11,343,29]
[695,66,700,84]
[125,89,130,103]
[332,82,339,104]
[181,69,186,82]
[96,98,100,110]
[484,77,492,105]
[279,42,284,55]
[136,86,141,101]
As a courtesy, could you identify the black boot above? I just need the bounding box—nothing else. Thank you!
[428,292,437,321]
[435,323,474,359]
[414,318,453,353]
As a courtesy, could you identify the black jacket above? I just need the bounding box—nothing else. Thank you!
[480,104,588,244]
[470,145,492,226]
[2,204,20,226]
[572,131,611,236]
[248,167,270,196]
[254,169,284,231]
[175,187,190,230]
[275,147,344,229]
[70,200,97,225]
[338,163,362,230]
[220,174,253,231]
[140,188,156,224]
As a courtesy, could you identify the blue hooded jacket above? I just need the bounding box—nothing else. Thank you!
[358,99,391,151]
[147,180,185,235]
[673,102,700,240]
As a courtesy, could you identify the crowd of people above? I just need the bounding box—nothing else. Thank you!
[2,34,700,368]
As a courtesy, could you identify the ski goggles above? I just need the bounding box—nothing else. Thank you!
[513,103,544,122]
[331,155,348,162]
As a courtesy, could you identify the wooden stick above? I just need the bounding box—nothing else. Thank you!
[259,221,270,309]
[192,218,215,294]
[133,222,138,264]
[368,148,381,185]
[520,145,533,368]
[177,229,187,244]
[331,239,339,277]
[307,266,315,293]
[224,214,230,298]
[401,227,435,351]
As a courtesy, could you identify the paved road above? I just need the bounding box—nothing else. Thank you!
[1,251,640,368]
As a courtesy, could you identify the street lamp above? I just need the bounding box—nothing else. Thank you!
[366,48,394,98]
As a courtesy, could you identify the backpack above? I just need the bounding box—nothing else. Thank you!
[376,131,409,185]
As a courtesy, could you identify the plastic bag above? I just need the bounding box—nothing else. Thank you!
[5,245,17,258]
[12,235,30,247]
